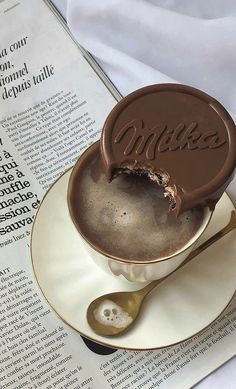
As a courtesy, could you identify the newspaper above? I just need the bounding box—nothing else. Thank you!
[0,1,235,389]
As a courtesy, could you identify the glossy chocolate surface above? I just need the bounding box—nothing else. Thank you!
[101,84,236,214]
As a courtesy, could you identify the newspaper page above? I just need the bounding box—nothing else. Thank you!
[0,1,235,389]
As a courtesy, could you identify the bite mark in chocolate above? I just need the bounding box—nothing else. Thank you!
[101,84,236,215]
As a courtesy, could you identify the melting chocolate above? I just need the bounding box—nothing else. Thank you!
[100,84,236,215]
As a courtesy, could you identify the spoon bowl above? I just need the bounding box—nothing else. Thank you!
[87,290,143,336]
[87,211,236,337]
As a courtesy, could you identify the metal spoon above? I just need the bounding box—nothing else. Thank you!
[87,211,236,337]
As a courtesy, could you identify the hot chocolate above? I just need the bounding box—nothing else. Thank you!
[68,142,205,262]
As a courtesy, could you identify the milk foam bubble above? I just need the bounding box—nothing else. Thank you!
[93,299,133,329]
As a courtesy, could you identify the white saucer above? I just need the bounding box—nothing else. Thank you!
[31,169,236,350]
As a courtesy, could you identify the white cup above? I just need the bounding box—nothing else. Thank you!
[80,209,212,282]
[67,142,212,283]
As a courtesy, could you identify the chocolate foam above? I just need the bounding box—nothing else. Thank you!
[68,142,205,262]
[101,84,236,215]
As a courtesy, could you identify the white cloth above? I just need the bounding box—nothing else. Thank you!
[67,0,236,117]
[53,1,236,388]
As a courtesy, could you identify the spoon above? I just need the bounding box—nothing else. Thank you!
[87,210,236,337]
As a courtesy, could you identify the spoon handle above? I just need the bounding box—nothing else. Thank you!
[183,210,236,263]
[139,210,236,297]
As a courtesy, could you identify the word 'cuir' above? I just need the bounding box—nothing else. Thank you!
[114,119,226,160]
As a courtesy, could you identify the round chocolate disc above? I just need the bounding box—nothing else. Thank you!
[101,84,236,214]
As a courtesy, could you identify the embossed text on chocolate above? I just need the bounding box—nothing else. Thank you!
[114,119,226,160]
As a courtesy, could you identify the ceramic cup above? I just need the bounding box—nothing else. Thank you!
[67,142,212,283]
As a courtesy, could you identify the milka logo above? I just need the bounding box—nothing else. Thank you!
[114,119,226,160]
